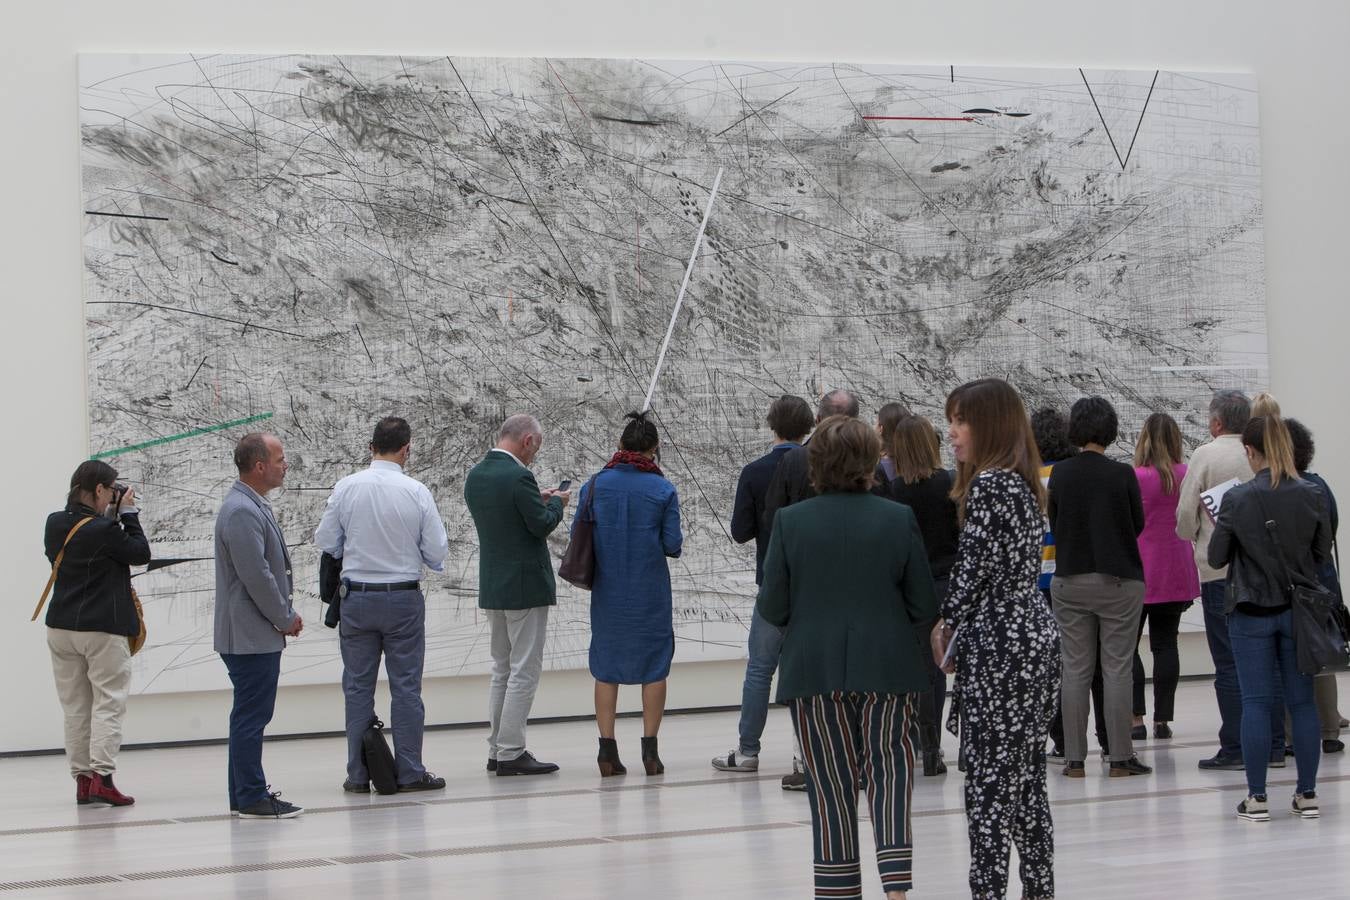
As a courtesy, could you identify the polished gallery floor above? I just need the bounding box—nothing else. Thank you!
[3,677,1349,898]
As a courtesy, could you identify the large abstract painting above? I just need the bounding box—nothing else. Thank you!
[80,54,1264,692]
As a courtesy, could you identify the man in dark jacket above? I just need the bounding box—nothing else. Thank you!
[712,395,812,783]
[762,389,861,530]
[463,414,569,776]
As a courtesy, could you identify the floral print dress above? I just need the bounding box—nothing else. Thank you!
[942,468,1062,900]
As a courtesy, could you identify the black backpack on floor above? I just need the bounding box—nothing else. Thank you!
[362,717,399,795]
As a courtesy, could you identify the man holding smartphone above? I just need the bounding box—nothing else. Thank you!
[463,414,570,776]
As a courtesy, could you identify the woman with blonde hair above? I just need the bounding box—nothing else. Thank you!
[1131,412,1200,739]
[932,378,1060,899]
[1209,396,1332,821]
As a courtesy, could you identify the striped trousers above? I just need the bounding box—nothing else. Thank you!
[791,691,915,898]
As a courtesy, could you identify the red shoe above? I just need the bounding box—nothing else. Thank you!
[86,773,135,807]
[76,774,93,805]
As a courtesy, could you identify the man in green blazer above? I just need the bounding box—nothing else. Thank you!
[464,414,571,776]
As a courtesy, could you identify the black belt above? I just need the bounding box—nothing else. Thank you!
[344,580,420,593]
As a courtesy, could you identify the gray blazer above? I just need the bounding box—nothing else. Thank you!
[214,481,296,654]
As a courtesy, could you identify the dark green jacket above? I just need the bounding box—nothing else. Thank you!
[757,492,938,702]
[463,451,566,610]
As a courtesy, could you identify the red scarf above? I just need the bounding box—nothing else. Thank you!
[604,450,663,476]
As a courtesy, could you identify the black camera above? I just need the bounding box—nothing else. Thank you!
[112,483,130,506]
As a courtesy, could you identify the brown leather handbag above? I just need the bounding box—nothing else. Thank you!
[559,474,600,590]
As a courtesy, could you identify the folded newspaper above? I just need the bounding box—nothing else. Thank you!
[1200,477,1242,523]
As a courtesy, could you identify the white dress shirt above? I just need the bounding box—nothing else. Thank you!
[314,460,449,583]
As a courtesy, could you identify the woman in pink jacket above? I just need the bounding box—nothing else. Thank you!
[1132,413,1201,739]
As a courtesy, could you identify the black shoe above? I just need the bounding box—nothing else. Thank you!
[1154,723,1173,740]
[342,780,370,793]
[956,746,967,774]
[496,751,559,777]
[398,772,446,792]
[780,770,806,791]
[641,736,665,776]
[1109,755,1153,777]
[486,758,497,773]
[1323,739,1345,754]
[1063,761,1086,778]
[1131,724,1148,741]
[1269,753,1287,769]
[597,737,627,777]
[237,792,303,819]
[922,749,947,776]
[1198,753,1245,771]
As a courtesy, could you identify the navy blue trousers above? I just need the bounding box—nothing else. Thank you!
[221,651,281,810]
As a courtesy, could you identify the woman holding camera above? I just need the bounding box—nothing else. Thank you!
[41,460,150,807]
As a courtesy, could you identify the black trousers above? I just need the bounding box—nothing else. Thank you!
[1131,601,1192,722]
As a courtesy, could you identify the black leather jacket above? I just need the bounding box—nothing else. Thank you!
[1208,469,1332,614]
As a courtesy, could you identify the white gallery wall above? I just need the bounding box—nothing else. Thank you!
[3,0,1347,753]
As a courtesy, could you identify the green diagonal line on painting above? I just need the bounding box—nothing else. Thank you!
[91,413,274,460]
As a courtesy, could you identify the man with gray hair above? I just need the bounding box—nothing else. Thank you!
[1177,390,1280,770]
[463,414,570,776]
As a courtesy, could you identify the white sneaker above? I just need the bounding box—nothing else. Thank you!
[1237,795,1269,822]
[1291,791,1320,819]
[711,749,759,772]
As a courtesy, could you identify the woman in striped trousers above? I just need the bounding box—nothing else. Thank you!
[758,416,939,899]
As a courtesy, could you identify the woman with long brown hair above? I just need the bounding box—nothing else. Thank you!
[1210,397,1331,821]
[1131,413,1200,740]
[880,415,958,776]
[931,378,1060,900]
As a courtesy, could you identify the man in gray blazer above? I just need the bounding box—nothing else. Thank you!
[214,433,304,819]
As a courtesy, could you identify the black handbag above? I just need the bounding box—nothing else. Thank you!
[559,474,599,590]
[319,551,343,628]
[361,717,399,795]
[1254,492,1350,676]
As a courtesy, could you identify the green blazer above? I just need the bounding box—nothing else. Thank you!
[757,492,939,703]
[463,451,566,610]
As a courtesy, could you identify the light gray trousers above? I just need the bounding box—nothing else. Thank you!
[1052,573,1145,763]
[486,606,550,762]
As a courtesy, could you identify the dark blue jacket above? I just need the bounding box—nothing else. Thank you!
[731,444,797,585]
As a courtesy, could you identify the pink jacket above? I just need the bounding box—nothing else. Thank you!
[1136,464,1201,604]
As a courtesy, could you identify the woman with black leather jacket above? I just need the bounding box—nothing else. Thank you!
[41,460,151,807]
[1208,403,1332,822]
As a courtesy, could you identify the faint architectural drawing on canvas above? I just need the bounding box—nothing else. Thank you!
[79,54,1265,692]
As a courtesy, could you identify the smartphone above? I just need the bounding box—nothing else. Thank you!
[557,479,573,492]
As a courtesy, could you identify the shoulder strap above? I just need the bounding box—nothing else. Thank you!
[33,517,96,622]
[580,472,601,522]
[1251,488,1301,598]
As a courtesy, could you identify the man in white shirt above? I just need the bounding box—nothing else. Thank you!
[315,417,450,793]
[1176,390,1280,770]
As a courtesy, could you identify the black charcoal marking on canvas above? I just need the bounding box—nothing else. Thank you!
[79,56,1265,693]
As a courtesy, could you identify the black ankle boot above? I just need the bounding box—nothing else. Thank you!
[920,725,947,776]
[641,736,664,776]
[597,737,626,777]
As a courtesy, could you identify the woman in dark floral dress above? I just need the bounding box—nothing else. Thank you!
[932,378,1062,899]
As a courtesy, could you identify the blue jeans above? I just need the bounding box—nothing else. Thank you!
[340,588,427,785]
[738,609,786,754]
[1201,581,1285,758]
[221,651,281,810]
[1228,608,1319,795]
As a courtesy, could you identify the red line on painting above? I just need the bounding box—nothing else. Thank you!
[863,115,975,122]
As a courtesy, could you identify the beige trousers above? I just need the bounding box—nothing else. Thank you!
[47,628,131,778]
